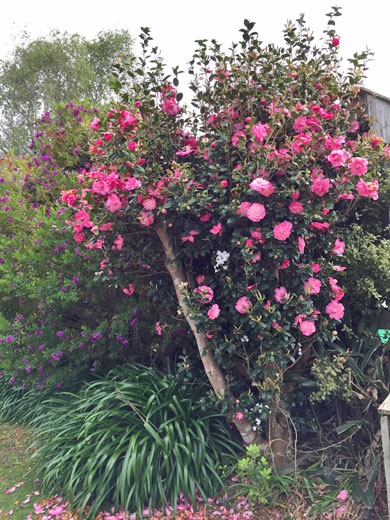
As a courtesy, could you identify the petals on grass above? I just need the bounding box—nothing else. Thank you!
[337,489,348,501]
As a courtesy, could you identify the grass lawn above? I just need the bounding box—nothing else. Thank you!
[0,421,41,518]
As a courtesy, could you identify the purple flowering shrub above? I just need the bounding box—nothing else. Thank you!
[0,106,177,389]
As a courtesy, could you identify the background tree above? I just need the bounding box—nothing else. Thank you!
[0,29,134,155]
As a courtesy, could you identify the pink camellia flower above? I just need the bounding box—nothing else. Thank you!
[299,320,316,336]
[142,198,157,211]
[311,263,321,273]
[139,211,154,226]
[196,274,205,284]
[181,230,199,243]
[194,285,214,304]
[74,209,92,227]
[231,131,247,147]
[127,141,137,151]
[303,277,321,295]
[274,286,289,303]
[332,37,340,46]
[273,221,293,241]
[235,296,252,314]
[235,412,245,421]
[280,259,290,269]
[95,238,105,249]
[348,120,360,133]
[73,232,86,243]
[324,134,345,150]
[332,238,345,256]
[161,97,180,116]
[236,201,252,217]
[298,236,305,253]
[105,193,123,213]
[338,191,354,200]
[61,189,78,207]
[125,177,142,190]
[289,201,304,214]
[112,234,124,251]
[249,177,275,197]
[122,283,135,296]
[311,177,331,196]
[247,203,266,222]
[100,222,113,231]
[309,221,330,231]
[252,122,270,143]
[327,149,351,168]
[90,117,100,130]
[348,157,368,176]
[329,277,345,301]
[199,211,212,222]
[207,304,220,320]
[326,300,345,320]
[293,116,307,133]
[210,222,222,235]
[356,179,379,200]
[250,228,263,241]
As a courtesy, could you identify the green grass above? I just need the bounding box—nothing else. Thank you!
[0,421,40,518]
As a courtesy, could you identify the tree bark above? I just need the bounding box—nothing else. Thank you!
[155,223,258,445]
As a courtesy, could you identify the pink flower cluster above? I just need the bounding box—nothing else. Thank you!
[161,84,181,116]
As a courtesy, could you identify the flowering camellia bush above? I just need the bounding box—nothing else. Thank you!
[62,10,389,464]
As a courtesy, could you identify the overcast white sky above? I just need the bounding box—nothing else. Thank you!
[0,0,389,99]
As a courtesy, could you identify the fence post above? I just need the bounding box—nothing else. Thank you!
[379,394,390,519]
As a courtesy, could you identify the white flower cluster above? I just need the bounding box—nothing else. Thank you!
[250,402,270,431]
[214,250,230,272]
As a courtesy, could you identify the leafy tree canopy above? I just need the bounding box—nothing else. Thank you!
[0,29,134,155]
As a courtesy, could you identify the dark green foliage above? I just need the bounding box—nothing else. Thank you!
[31,365,241,517]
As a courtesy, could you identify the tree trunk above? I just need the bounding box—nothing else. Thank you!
[155,223,258,445]
[268,393,293,470]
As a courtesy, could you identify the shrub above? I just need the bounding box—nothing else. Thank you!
[31,364,241,517]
